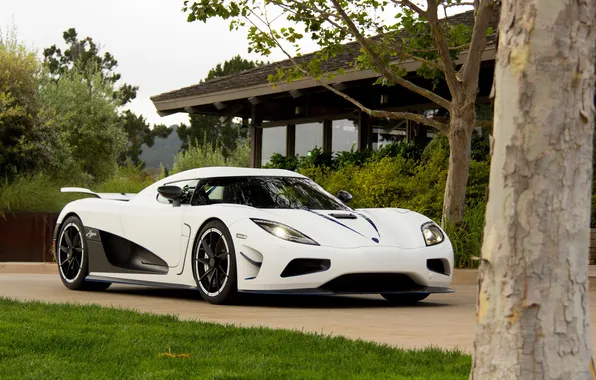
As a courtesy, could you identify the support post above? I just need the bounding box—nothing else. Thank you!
[286,124,296,157]
[358,112,372,151]
[323,120,332,153]
[250,105,263,168]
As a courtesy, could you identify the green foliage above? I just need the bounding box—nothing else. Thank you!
[43,28,138,106]
[0,29,71,180]
[445,202,486,269]
[118,110,171,167]
[0,165,157,214]
[172,138,250,174]
[0,174,88,215]
[0,298,471,379]
[39,67,127,181]
[94,164,155,193]
[205,54,266,80]
[177,55,263,155]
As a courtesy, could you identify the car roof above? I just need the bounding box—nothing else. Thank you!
[162,167,306,183]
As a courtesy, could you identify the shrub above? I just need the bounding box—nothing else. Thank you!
[0,174,87,215]
[445,203,485,269]
[0,165,158,215]
[94,164,154,193]
[172,138,249,174]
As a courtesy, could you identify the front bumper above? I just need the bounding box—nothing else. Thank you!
[231,223,455,294]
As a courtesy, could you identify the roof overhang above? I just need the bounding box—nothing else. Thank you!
[151,45,496,114]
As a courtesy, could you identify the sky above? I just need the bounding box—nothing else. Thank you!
[1,0,308,126]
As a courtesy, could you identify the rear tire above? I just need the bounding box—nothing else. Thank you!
[381,293,429,304]
[56,215,111,291]
[192,220,238,305]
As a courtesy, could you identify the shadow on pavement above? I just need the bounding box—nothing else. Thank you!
[104,285,450,309]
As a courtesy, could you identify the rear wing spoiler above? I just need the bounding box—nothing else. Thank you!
[60,187,136,201]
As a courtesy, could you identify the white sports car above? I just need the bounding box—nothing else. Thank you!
[53,167,454,304]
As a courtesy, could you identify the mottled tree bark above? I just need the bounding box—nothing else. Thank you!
[471,0,596,379]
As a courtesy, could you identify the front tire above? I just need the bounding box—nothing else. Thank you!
[381,292,429,304]
[56,216,111,291]
[192,220,238,305]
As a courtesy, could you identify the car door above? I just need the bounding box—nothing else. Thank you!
[120,179,199,268]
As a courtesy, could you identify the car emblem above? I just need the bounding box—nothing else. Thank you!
[86,230,97,239]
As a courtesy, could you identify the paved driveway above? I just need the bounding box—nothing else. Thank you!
[2,273,595,353]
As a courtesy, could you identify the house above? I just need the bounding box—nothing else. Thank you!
[150,10,498,167]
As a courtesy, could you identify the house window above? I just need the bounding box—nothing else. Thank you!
[295,122,323,156]
[371,119,407,150]
[261,126,286,166]
[331,119,358,153]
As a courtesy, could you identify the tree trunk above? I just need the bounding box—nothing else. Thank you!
[442,102,475,226]
[471,1,596,379]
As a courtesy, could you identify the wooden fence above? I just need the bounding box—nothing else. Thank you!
[0,212,58,262]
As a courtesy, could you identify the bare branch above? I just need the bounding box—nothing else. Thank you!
[329,0,451,109]
[442,1,475,8]
[407,43,471,53]
[425,0,461,94]
[461,0,495,88]
[367,39,444,71]
[390,0,427,16]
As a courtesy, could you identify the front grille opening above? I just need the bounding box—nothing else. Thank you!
[427,258,450,276]
[280,258,331,278]
[320,273,421,293]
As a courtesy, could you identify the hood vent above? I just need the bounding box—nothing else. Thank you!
[328,213,357,219]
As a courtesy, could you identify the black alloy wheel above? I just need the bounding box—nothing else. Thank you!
[57,215,111,291]
[193,220,238,304]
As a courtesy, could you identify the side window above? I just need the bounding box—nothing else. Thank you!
[156,179,199,205]
[192,184,225,205]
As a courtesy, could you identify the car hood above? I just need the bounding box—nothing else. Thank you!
[247,207,436,249]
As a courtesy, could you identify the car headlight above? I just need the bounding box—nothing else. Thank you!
[421,222,444,246]
[251,219,319,245]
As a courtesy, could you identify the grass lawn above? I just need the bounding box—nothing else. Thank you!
[0,298,471,379]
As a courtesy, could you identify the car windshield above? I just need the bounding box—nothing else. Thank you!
[193,176,350,211]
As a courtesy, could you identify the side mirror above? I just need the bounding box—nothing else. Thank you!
[337,190,353,204]
[158,185,182,207]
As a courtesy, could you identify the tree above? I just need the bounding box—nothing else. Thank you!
[0,29,71,179]
[177,55,265,155]
[183,0,497,225]
[39,68,127,181]
[43,28,138,106]
[118,110,171,167]
[471,0,595,378]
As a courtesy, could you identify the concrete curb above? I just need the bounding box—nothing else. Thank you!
[0,262,58,274]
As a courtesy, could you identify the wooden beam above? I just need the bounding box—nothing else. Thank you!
[213,101,227,110]
[183,106,199,114]
[261,112,356,128]
[157,110,179,117]
[289,89,303,98]
[248,96,262,105]
[332,82,349,91]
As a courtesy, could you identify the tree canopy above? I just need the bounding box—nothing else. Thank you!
[177,55,265,155]
[43,28,138,106]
